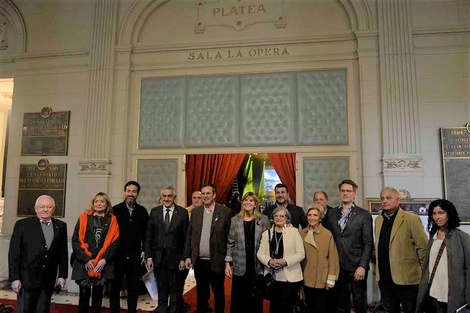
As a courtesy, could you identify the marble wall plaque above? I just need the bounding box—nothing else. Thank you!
[21,108,70,156]
[440,125,470,223]
[17,161,67,217]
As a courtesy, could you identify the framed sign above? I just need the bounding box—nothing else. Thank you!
[366,198,433,216]
[21,108,70,156]
[17,159,67,217]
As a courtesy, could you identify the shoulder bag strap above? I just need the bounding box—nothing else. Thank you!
[429,238,446,286]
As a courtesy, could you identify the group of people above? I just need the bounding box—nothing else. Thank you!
[7,179,470,313]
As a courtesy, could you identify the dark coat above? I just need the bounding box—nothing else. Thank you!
[145,204,189,269]
[416,228,470,313]
[263,203,308,229]
[113,201,148,256]
[8,217,68,289]
[326,204,374,272]
[184,203,232,273]
[225,214,270,276]
[71,213,119,281]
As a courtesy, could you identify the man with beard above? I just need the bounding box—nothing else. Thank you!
[263,183,307,229]
[110,181,149,313]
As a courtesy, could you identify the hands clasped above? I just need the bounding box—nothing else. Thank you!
[269,258,287,270]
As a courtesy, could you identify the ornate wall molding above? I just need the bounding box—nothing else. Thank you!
[0,0,26,53]
[78,159,112,176]
[382,157,422,172]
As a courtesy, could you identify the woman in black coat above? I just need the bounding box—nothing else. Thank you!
[71,192,119,313]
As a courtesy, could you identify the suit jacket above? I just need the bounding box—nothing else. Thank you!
[145,204,189,269]
[71,213,119,281]
[326,204,373,272]
[113,201,148,256]
[8,217,68,289]
[225,215,270,276]
[184,203,232,273]
[300,224,339,289]
[257,226,305,283]
[416,228,470,313]
[375,208,428,284]
[263,203,308,229]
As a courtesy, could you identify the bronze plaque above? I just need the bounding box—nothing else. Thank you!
[440,124,470,223]
[17,161,67,217]
[21,108,70,155]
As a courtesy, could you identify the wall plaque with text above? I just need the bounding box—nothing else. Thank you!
[440,124,470,223]
[17,160,67,217]
[21,108,70,156]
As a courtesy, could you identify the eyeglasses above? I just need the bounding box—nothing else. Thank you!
[37,205,54,210]
[274,214,286,218]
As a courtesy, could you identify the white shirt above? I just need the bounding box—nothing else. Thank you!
[429,235,448,303]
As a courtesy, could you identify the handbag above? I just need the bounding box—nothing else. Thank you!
[255,229,276,300]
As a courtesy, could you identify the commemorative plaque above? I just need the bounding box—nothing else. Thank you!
[21,107,70,155]
[440,123,470,223]
[17,159,67,217]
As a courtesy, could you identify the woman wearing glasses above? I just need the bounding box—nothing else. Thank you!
[71,192,120,313]
[416,199,470,313]
[257,206,305,313]
[300,203,339,313]
[225,192,270,313]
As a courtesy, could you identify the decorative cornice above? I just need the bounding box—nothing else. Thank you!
[413,25,470,36]
[382,157,423,172]
[78,159,112,176]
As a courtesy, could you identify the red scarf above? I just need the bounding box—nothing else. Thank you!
[78,211,119,278]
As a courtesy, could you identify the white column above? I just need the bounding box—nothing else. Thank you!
[79,0,118,176]
[378,0,422,172]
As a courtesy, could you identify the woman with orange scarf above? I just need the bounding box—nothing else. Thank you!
[71,192,119,313]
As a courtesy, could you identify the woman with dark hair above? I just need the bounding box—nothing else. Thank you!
[257,206,305,313]
[225,192,270,313]
[71,192,120,313]
[416,199,470,313]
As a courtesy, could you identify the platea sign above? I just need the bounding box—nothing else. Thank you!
[195,0,286,33]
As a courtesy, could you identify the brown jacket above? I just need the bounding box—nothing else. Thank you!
[375,208,428,285]
[300,224,339,289]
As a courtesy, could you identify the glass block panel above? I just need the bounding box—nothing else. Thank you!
[137,159,178,210]
[139,77,185,148]
[297,70,348,145]
[303,157,349,207]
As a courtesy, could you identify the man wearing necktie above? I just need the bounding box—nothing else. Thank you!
[146,186,189,313]
[8,195,68,313]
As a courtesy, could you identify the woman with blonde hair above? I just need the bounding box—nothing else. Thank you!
[225,192,270,313]
[71,192,120,313]
[300,203,339,313]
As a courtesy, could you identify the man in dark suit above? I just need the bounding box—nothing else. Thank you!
[326,179,373,313]
[146,186,189,313]
[110,181,149,313]
[8,195,68,313]
[263,183,307,229]
[184,183,232,313]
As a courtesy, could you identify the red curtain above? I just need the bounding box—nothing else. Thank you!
[268,153,297,204]
[186,154,245,206]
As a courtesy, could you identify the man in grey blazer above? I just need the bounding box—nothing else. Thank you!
[184,183,231,313]
[326,179,373,313]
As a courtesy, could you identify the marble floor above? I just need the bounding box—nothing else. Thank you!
[0,270,197,312]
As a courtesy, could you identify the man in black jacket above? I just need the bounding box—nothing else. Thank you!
[110,181,149,313]
[263,183,307,229]
[326,179,373,313]
[8,195,68,313]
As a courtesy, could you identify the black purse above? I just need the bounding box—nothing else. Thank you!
[255,229,276,300]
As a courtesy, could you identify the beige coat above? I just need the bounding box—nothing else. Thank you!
[374,208,428,285]
[257,226,305,282]
[300,224,339,289]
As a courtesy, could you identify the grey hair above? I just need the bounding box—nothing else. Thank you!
[35,195,56,207]
[161,186,177,197]
[272,206,291,223]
